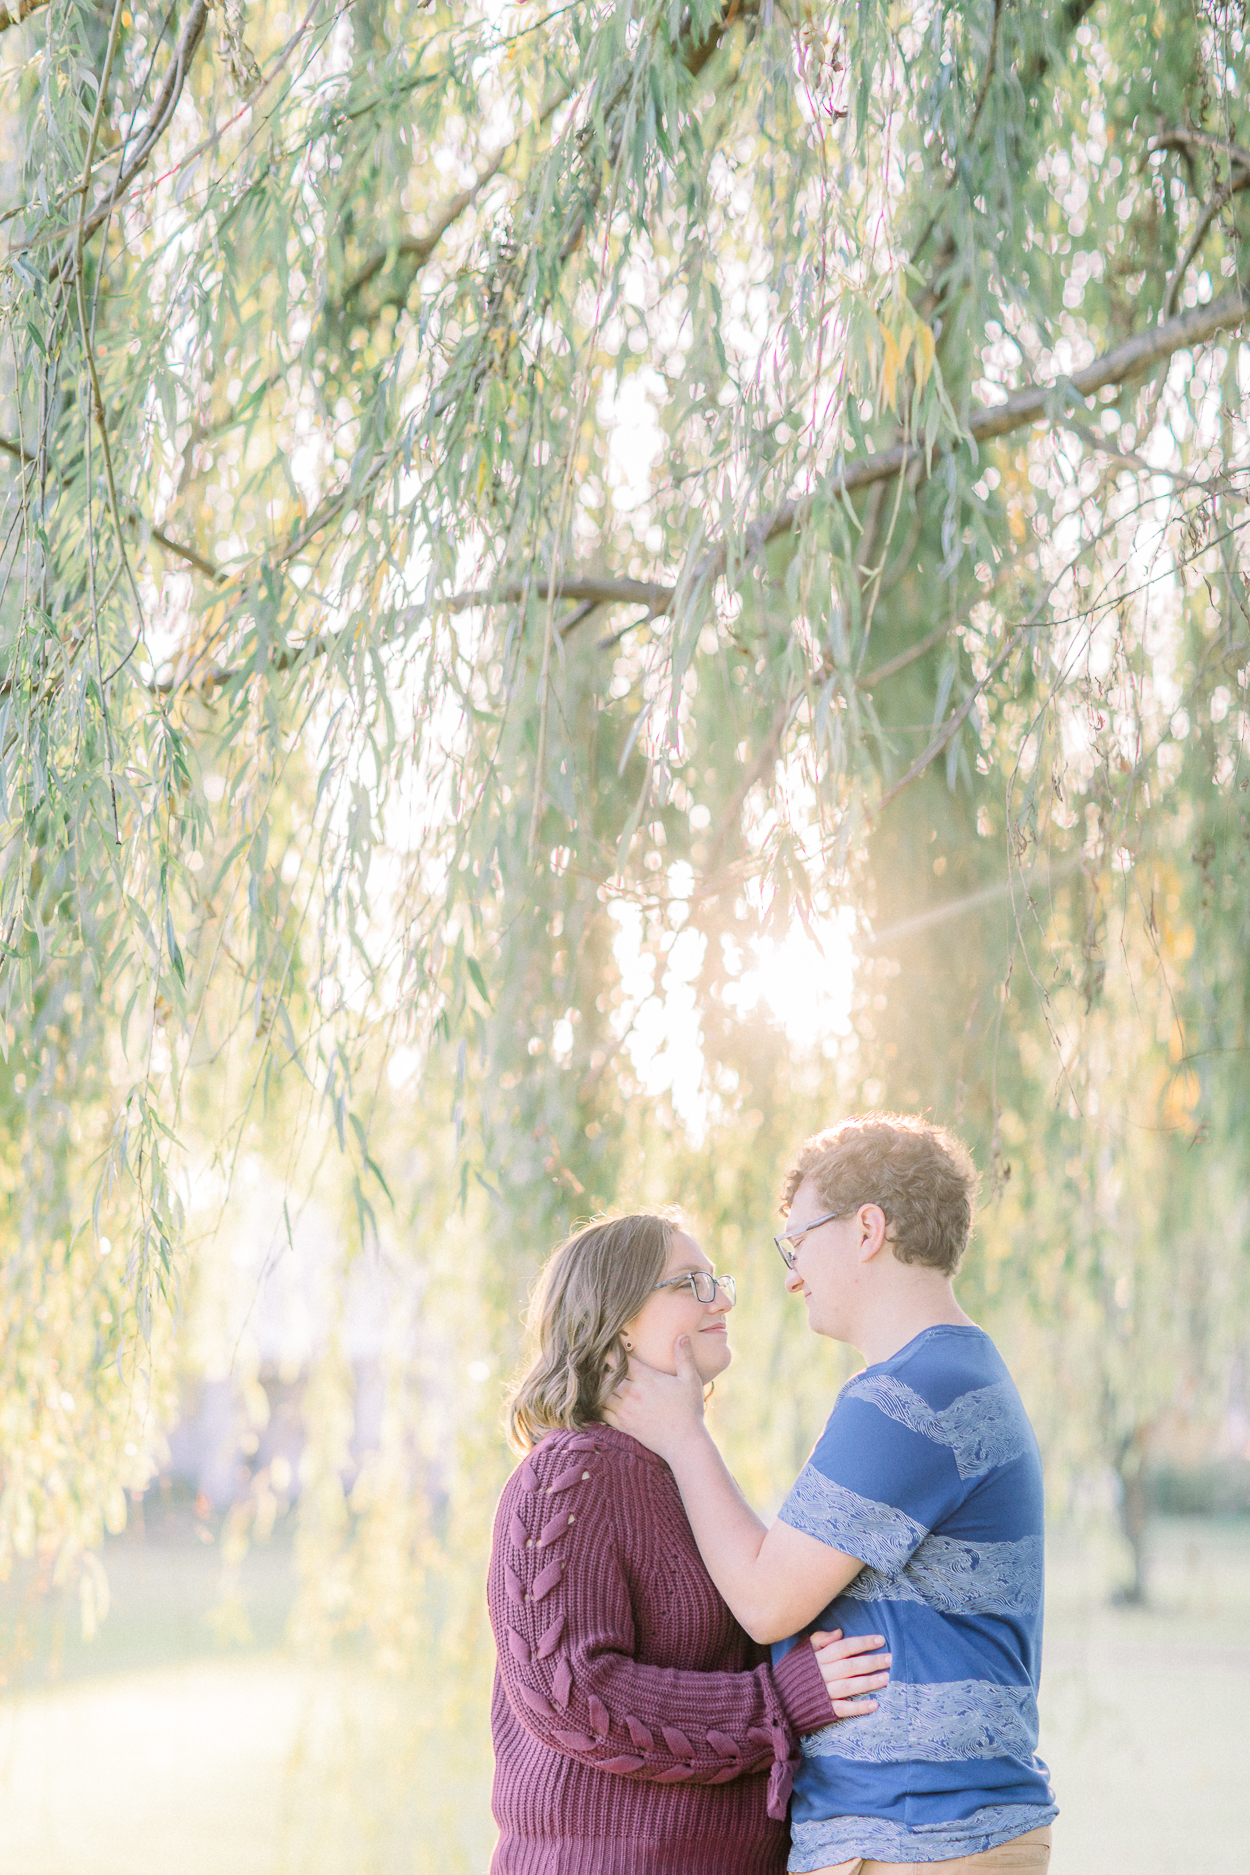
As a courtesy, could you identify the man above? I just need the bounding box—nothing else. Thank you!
[605,1114,1056,1874]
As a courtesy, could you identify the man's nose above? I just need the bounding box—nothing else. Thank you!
[784,1266,804,1294]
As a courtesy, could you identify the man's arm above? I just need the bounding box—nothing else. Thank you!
[604,1337,864,1643]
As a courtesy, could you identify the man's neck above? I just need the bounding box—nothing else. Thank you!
[849,1281,976,1368]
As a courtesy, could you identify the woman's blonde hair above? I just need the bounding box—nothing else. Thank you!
[506,1211,677,1453]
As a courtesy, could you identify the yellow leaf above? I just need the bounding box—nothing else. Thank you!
[1163,1068,1200,1125]
[915,320,936,390]
[880,327,901,411]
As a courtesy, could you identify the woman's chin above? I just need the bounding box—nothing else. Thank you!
[695,1335,733,1381]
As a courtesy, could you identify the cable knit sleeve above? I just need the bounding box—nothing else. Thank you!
[488,1432,834,1820]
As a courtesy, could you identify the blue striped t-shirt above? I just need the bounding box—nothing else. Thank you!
[773,1325,1057,1869]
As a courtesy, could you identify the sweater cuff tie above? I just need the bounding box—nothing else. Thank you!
[764,1726,800,1821]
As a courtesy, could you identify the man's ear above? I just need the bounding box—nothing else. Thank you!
[856,1203,890,1262]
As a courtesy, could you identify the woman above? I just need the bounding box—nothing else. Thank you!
[488,1211,891,1875]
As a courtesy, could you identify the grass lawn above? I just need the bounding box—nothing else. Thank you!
[1041,1516,1250,1873]
[0,1512,1246,1873]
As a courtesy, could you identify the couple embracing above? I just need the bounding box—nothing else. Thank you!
[487,1114,1057,1874]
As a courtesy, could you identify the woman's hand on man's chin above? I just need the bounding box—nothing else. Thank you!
[602,1333,706,1460]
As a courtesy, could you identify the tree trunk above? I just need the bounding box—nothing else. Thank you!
[1112,1430,1152,1606]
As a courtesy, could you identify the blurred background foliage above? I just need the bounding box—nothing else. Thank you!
[1,0,1250,1865]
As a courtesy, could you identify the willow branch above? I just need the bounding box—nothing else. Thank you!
[151,247,1250,696]
[911,0,1003,265]
[438,576,672,615]
[337,83,572,313]
[417,287,1250,631]
[1163,175,1250,319]
[671,283,1250,616]
[557,0,755,260]
[144,2,757,648]
[1020,0,1099,88]
[75,0,131,843]
[870,627,1027,820]
[5,0,318,248]
[341,188,502,309]
[144,525,223,581]
[898,286,1250,454]
[1150,127,1250,174]
[0,0,47,30]
[866,491,1250,829]
[0,435,224,581]
[42,0,212,284]
[857,622,954,690]
[431,0,757,424]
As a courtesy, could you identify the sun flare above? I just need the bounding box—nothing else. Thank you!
[609,902,858,1140]
[725,910,857,1051]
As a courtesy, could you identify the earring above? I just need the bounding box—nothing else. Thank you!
[623,1338,632,1351]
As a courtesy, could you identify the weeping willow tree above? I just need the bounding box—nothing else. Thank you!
[1,0,1248,1635]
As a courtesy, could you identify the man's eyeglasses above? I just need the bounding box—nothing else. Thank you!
[773,1211,854,1270]
[653,1271,737,1305]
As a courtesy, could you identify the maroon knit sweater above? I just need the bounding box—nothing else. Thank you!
[487,1422,835,1875]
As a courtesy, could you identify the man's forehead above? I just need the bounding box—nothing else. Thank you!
[788,1176,826,1219]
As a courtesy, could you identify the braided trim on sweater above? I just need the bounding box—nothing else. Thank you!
[495,1431,799,1812]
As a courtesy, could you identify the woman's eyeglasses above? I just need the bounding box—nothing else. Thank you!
[653,1271,736,1305]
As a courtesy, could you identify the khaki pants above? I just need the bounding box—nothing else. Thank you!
[809,1823,1051,1875]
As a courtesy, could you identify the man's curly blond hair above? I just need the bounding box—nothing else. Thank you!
[781,1113,978,1277]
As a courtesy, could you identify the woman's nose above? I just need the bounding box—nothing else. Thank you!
[709,1283,733,1312]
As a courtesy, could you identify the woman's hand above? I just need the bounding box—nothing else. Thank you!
[602,1337,706,1462]
[809,1628,892,1718]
